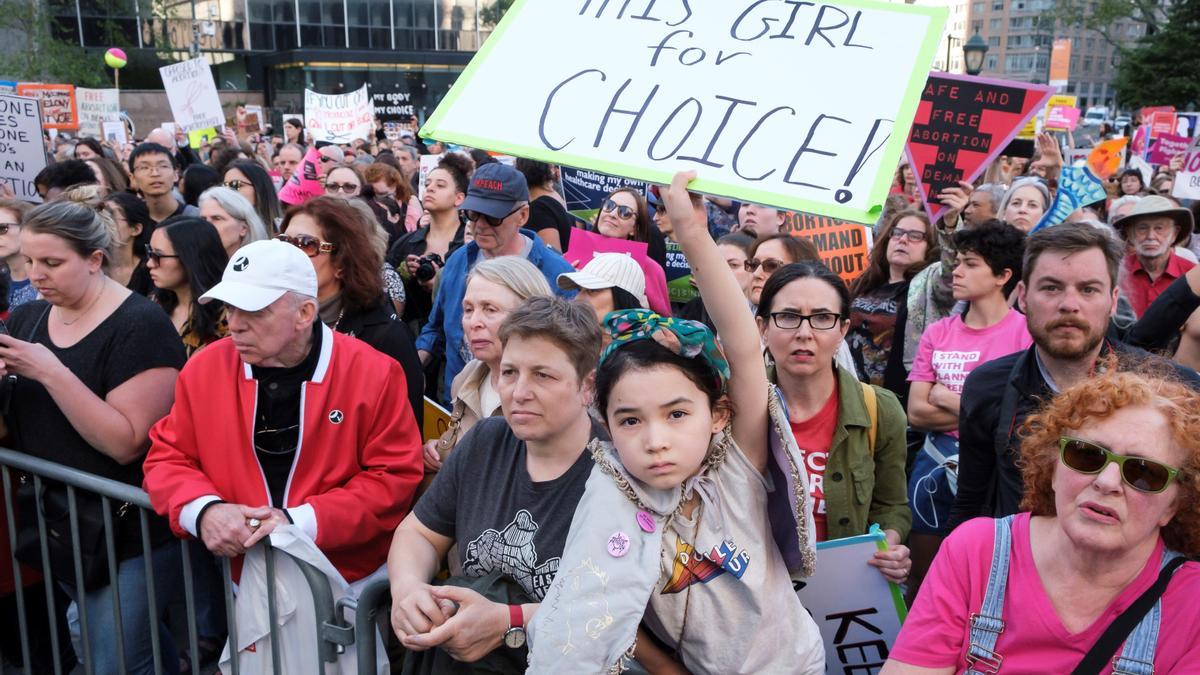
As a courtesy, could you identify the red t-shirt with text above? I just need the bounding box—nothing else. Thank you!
[788,384,839,542]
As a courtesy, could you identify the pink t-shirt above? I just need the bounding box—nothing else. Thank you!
[892,514,1200,673]
[908,309,1032,436]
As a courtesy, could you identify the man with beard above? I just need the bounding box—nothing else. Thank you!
[1113,195,1195,318]
[945,223,1200,533]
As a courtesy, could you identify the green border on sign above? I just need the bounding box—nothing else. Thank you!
[423,0,947,225]
[819,525,908,622]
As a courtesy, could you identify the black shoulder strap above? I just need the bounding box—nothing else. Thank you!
[1070,556,1190,675]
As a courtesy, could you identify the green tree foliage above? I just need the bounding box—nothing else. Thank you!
[1051,0,1166,55]
[1112,0,1200,108]
[479,0,516,28]
[0,0,125,87]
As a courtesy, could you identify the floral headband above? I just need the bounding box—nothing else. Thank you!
[600,309,730,390]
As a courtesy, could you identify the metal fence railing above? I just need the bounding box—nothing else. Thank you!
[0,447,387,675]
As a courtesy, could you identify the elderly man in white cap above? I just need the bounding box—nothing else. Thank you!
[143,239,423,584]
[1113,195,1196,318]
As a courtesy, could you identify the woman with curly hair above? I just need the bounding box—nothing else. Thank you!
[885,367,1200,674]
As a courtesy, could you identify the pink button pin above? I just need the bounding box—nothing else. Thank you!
[607,531,631,558]
[636,510,656,533]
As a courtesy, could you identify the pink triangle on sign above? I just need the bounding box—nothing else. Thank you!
[906,72,1054,225]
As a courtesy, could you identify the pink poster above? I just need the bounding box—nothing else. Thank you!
[1044,106,1081,131]
[1148,132,1191,165]
[564,228,672,316]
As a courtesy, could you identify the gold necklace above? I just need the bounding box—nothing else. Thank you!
[60,280,106,326]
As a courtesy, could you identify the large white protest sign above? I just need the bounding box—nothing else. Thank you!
[0,94,49,202]
[422,0,946,224]
[76,87,120,137]
[305,85,374,144]
[159,57,225,132]
[795,530,906,671]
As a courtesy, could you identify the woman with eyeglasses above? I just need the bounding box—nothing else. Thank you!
[745,232,820,309]
[223,159,283,235]
[0,198,33,313]
[197,186,271,258]
[103,192,158,297]
[590,187,668,270]
[758,261,912,582]
[323,164,364,199]
[279,196,424,423]
[884,368,1200,674]
[146,217,229,357]
[846,209,938,406]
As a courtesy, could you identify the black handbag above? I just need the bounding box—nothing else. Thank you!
[13,476,131,591]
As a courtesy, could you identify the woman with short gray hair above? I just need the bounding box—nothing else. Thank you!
[0,199,186,675]
[198,186,270,257]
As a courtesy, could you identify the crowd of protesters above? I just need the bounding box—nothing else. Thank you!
[0,105,1196,675]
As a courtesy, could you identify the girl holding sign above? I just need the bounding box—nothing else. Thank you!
[528,171,824,674]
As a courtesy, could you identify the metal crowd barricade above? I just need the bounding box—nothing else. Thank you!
[0,447,362,675]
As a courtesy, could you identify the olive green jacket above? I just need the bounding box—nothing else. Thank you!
[773,364,912,542]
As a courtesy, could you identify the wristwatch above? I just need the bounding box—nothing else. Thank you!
[503,604,526,648]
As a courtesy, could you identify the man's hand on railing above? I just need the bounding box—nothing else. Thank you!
[198,503,275,557]
[400,585,509,662]
[241,506,291,549]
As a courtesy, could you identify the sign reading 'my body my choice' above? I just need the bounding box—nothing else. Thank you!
[423,0,946,224]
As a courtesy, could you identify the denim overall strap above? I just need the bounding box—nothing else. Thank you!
[1110,549,1184,675]
[964,515,1016,674]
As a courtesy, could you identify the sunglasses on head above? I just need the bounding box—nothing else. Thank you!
[145,248,180,264]
[601,199,636,220]
[465,204,524,228]
[745,258,784,275]
[1059,437,1181,494]
[276,233,337,257]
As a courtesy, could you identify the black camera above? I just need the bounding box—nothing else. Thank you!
[415,253,444,283]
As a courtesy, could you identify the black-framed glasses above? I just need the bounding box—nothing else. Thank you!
[1059,437,1181,494]
[745,258,785,275]
[601,199,636,220]
[769,311,842,331]
[276,233,336,257]
[466,204,525,228]
[325,182,360,194]
[146,248,180,264]
[224,179,250,190]
[891,227,927,243]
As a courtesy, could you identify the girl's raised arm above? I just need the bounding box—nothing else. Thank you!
[665,171,769,471]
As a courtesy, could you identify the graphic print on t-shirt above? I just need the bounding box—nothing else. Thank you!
[661,536,750,594]
[462,509,560,599]
[930,349,982,392]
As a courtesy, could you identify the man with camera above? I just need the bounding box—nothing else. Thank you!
[414,162,576,403]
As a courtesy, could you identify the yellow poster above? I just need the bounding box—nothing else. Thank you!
[422,396,453,443]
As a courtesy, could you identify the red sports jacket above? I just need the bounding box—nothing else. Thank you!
[143,324,422,583]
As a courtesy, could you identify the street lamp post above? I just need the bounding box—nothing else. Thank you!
[963,31,989,76]
[944,35,961,72]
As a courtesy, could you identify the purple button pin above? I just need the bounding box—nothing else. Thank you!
[607,531,631,558]
[636,510,656,533]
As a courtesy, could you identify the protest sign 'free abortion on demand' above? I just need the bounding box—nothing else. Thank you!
[423,0,946,224]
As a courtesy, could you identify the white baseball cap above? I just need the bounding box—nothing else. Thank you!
[558,253,648,308]
[200,239,318,311]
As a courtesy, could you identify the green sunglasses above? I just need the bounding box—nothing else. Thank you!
[1059,437,1181,494]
